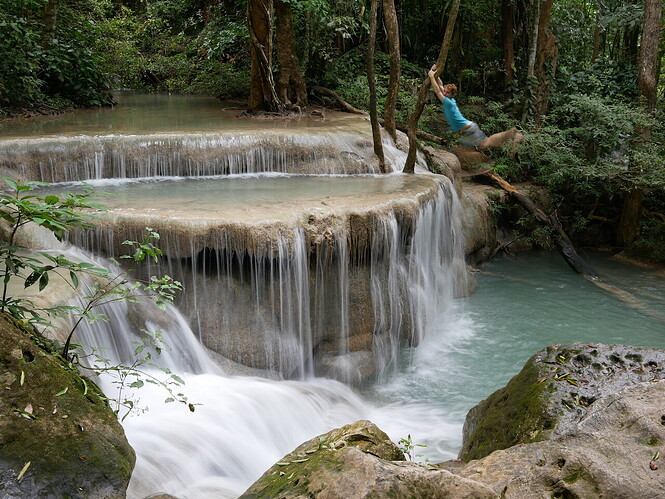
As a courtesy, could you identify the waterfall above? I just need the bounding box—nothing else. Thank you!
[0,133,381,182]
[67,176,466,381]
[58,249,368,499]
[2,95,470,498]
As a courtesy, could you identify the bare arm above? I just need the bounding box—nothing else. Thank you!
[428,69,444,102]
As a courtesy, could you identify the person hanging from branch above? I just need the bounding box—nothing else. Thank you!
[428,64,523,152]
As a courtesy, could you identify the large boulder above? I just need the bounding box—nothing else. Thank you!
[453,380,665,498]
[459,343,665,462]
[0,315,135,498]
[446,343,665,498]
[240,420,498,499]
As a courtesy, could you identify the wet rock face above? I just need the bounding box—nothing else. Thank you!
[0,315,135,498]
[240,420,498,499]
[459,343,665,462]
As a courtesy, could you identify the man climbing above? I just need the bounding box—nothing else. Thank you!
[428,64,522,152]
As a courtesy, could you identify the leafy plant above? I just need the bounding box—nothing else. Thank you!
[0,177,104,322]
[398,434,427,462]
[0,177,189,418]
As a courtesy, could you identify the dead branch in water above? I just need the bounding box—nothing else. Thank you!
[481,169,599,280]
[477,169,665,324]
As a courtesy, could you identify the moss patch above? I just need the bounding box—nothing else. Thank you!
[0,314,135,498]
[240,420,404,498]
[459,354,553,462]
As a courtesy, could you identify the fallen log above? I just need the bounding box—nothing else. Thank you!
[309,86,365,114]
[468,166,665,324]
[481,170,600,281]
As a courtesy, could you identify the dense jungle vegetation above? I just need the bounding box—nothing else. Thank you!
[1,0,664,261]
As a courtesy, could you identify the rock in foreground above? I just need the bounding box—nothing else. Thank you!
[450,343,665,498]
[460,343,665,461]
[240,420,497,499]
[0,315,135,498]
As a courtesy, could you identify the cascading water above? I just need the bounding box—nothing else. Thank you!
[64,175,467,382]
[63,250,369,498]
[2,94,470,498]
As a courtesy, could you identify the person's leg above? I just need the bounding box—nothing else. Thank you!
[478,127,522,150]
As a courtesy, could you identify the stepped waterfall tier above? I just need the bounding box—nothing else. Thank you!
[0,132,385,181]
[63,174,467,382]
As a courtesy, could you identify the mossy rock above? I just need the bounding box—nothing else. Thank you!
[459,343,665,462]
[241,420,498,499]
[0,314,135,498]
[240,420,405,498]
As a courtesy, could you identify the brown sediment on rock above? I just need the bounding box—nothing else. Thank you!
[64,174,462,380]
[72,174,444,261]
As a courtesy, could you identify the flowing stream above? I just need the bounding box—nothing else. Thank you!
[3,94,665,498]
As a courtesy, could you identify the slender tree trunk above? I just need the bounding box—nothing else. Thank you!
[41,0,60,50]
[382,0,401,142]
[368,0,386,171]
[591,9,601,62]
[247,0,283,113]
[275,0,308,110]
[616,0,662,246]
[534,0,558,124]
[403,0,461,174]
[501,0,515,86]
[526,0,540,78]
[521,0,541,123]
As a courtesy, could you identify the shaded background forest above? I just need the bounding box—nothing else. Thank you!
[1,0,664,261]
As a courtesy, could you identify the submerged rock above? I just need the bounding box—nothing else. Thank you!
[0,315,135,498]
[240,420,497,499]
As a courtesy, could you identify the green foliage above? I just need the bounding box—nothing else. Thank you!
[625,218,665,264]
[0,177,103,322]
[0,0,111,111]
[521,95,664,194]
[397,434,427,462]
[0,177,188,418]
[554,59,638,102]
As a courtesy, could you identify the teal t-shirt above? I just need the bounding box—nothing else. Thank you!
[442,97,469,132]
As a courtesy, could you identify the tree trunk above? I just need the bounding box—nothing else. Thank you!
[275,0,308,110]
[501,0,515,86]
[41,0,60,50]
[382,0,401,142]
[247,0,283,113]
[534,0,558,124]
[636,0,662,113]
[525,0,540,78]
[616,0,662,246]
[403,0,461,174]
[521,0,541,123]
[368,0,386,171]
[591,10,601,62]
[617,189,644,247]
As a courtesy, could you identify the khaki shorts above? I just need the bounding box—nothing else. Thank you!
[458,122,488,148]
